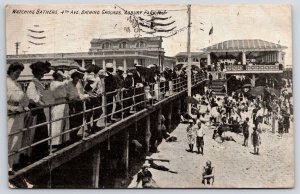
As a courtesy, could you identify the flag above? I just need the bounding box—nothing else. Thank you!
[209,26,213,35]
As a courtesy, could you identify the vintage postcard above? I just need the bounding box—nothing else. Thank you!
[6,4,293,188]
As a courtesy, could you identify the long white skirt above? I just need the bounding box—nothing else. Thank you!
[8,113,25,168]
[51,104,70,145]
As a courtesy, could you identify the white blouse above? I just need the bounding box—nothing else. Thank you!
[7,76,29,112]
[26,78,45,105]
[66,81,89,101]
[50,80,67,100]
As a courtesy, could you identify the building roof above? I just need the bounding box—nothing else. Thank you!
[175,52,206,57]
[90,36,162,44]
[202,39,287,52]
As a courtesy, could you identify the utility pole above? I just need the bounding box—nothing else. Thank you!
[187,4,192,115]
[15,42,21,55]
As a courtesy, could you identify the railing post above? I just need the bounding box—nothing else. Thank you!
[133,87,136,112]
[143,87,147,108]
[169,80,173,95]
[121,90,124,120]
[49,106,53,154]
[167,103,173,132]
[163,81,166,98]
[157,109,162,142]
[121,129,129,178]
[145,115,151,155]
[91,144,101,188]
[82,100,86,139]
[103,94,107,127]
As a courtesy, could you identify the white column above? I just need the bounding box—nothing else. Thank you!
[277,51,282,63]
[251,74,256,87]
[102,59,106,70]
[113,59,117,73]
[81,59,85,68]
[134,58,138,65]
[123,59,127,71]
[207,53,211,66]
[91,146,101,188]
[92,59,96,65]
[242,52,246,65]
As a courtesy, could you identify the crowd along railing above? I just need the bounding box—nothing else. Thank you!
[8,73,206,173]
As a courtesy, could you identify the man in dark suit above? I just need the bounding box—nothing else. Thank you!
[105,63,118,123]
[133,64,145,111]
[123,71,134,117]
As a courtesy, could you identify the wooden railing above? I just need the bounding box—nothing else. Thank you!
[8,73,206,176]
[225,64,282,71]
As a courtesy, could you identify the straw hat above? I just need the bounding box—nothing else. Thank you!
[106,63,114,69]
[99,69,108,77]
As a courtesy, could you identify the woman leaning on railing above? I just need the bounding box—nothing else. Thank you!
[7,62,29,175]
[7,68,206,172]
[24,61,51,163]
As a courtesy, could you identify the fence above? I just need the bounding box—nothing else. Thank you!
[225,64,281,71]
[8,73,205,172]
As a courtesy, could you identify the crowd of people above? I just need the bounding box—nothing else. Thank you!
[7,60,206,180]
[185,81,292,157]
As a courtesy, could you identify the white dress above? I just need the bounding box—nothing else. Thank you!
[50,80,70,145]
[7,77,29,168]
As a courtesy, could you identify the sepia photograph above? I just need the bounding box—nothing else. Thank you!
[5,3,294,189]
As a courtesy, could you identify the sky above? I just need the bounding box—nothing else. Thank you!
[6,4,292,66]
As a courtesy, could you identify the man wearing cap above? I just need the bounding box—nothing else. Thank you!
[112,66,125,120]
[84,65,103,133]
[133,64,146,111]
[123,71,134,117]
[133,64,144,85]
[186,119,196,152]
[195,122,205,155]
[105,63,118,123]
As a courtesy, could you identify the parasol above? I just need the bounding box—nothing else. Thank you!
[49,59,81,71]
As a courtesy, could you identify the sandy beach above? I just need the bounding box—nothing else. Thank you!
[129,120,294,188]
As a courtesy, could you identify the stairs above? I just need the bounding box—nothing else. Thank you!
[208,79,226,96]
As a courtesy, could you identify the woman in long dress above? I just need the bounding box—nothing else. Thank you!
[49,71,69,148]
[7,62,29,173]
[25,61,51,162]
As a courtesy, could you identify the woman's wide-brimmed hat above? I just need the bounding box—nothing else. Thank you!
[69,69,84,79]
[30,61,51,74]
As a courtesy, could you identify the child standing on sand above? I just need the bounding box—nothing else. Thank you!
[251,127,261,155]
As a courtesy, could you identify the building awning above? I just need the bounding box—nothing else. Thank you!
[202,39,287,52]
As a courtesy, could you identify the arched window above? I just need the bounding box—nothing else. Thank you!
[102,42,112,49]
[119,41,128,49]
[136,41,146,48]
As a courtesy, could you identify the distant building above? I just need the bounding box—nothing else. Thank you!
[89,36,175,70]
[7,36,176,81]
[201,39,288,88]
[175,52,207,68]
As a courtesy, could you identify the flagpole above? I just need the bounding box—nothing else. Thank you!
[187,4,192,115]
